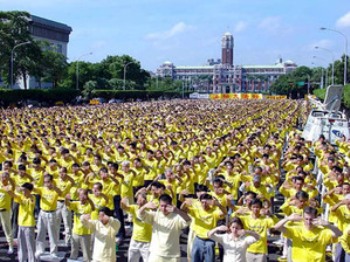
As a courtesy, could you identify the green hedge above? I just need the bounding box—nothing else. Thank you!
[90,90,191,99]
[0,88,80,105]
[313,85,350,108]
[0,88,192,106]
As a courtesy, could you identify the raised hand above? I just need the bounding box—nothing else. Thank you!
[145,201,158,210]
[288,213,302,222]
[217,225,229,232]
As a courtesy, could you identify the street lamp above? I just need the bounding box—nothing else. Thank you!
[10,41,31,88]
[313,56,329,86]
[312,62,325,89]
[76,52,93,90]
[315,46,335,85]
[123,61,134,90]
[320,27,348,85]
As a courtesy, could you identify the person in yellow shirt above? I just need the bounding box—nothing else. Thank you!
[340,225,350,261]
[273,207,342,262]
[121,194,152,262]
[55,167,75,246]
[181,193,226,262]
[6,182,36,261]
[34,174,62,258]
[65,188,95,262]
[89,182,110,220]
[81,207,121,262]
[239,198,275,262]
[0,172,15,255]
[119,160,136,203]
[58,148,76,172]
[331,195,350,262]
[11,164,33,239]
[244,175,273,203]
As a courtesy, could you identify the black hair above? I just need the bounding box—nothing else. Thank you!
[303,206,317,217]
[21,182,33,191]
[99,207,113,217]
[230,217,244,229]
[295,190,309,200]
[159,194,172,204]
[249,198,262,208]
[196,184,209,192]
[199,193,213,201]
[151,181,166,190]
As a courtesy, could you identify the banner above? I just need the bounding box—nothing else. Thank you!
[208,93,287,100]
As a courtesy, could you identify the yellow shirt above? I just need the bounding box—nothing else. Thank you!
[283,225,336,262]
[55,178,72,201]
[188,205,223,239]
[101,178,119,197]
[13,175,31,191]
[68,201,93,235]
[120,171,135,198]
[89,194,108,220]
[14,194,35,227]
[340,226,350,253]
[27,168,44,187]
[36,187,59,211]
[0,188,12,211]
[333,205,350,231]
[128,205,152,242]
[240,214,274,254]
[132,167,146,187]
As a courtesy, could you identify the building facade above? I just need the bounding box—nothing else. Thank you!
[156,32,297,93]
[17,15,72,89]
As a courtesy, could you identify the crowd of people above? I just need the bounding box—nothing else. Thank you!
[0,99,349,262]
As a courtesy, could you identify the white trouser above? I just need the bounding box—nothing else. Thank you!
[18,226,36,262]
[36,210,58,255]
[128,239,150,262]
[55,201,72,245]
[70,233,92,262]
[0,209,13,248]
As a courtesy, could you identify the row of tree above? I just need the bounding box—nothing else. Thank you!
[0,11,183,94]
[270,56,349,97]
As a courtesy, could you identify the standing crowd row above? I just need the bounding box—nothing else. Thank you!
[0,100,349,262]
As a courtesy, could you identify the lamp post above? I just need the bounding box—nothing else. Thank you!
[76,52,93,90]
[311,62,324,89]
[315,46,335,85]
[313,56,329,87]
[10,41,31,88]
[320,27,348,85]
[123,61,134,90]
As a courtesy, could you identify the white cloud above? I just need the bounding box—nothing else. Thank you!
[145,22,195,41]
[336,11,350,28]
[258,16,281,31]
[234,21,248,33]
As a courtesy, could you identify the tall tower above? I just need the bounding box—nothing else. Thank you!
[221,32,234,67]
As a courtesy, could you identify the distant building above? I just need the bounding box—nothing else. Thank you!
[15,15,72,89]
[156,32,297,93]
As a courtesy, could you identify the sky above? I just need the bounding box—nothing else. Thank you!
[1,0,350,72]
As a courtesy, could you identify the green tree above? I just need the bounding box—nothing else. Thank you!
[0,11,43,88]
[38,44,68,88]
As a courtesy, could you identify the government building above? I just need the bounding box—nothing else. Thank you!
[156,32,297,93]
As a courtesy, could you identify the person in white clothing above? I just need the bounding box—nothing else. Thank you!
[137,193,191,262]
[208,217,260,262]
[81,207,120,262]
